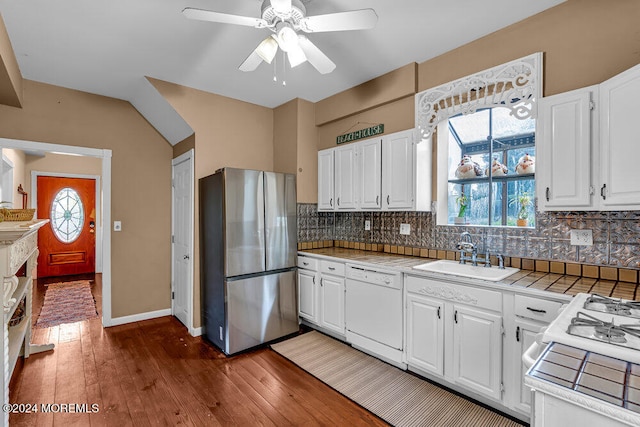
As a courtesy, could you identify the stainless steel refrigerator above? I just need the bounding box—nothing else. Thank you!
[199,168,298,355]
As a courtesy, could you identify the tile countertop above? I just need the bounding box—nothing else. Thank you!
[299,248,640,302]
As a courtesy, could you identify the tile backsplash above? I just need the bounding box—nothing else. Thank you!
[297,204,640,269]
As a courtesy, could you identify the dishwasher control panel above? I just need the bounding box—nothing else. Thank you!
[346,265,402,289]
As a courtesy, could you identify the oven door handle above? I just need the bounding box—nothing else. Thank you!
[522,327,548,370]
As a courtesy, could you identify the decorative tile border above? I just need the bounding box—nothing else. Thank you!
[296,203,640,282]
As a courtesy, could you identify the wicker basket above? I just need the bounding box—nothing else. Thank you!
[9,296,25,327]
[0,209,36,221]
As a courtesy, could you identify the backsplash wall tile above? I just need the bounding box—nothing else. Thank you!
[296,203,640,269]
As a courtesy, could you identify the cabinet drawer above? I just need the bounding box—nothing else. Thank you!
[298,256,318,271]
[406,275,502,313]
[515,295,563,323]
[320,260,345,276]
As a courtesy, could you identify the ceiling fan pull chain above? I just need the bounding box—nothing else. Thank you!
[282,51,287,86]
[273,54,278,82]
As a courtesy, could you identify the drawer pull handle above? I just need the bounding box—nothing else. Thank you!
[387,195,390,205]
[454,310,458,324]
[526,307,547,314]
[437,306,441,319]
[312,276,315,285]
[328,267,336,271]
[545,187,550,202]
[601,184,607,200]
[303,262,309,266]
[516,326,520,342]
[376,195,379,205]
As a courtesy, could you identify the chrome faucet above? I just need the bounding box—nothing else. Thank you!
[457,232,478,266]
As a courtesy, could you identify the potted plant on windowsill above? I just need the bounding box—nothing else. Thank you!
[454,192,468,225]
[510,192,532,227]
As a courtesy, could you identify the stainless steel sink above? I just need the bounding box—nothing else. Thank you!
[412,259,519,282]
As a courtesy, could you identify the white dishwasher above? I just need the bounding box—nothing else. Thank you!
[345,264,405,368]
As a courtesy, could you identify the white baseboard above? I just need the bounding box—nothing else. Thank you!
[190,326,202,337]
[110,308,172,326]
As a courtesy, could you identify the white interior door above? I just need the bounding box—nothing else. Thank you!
[172,150,194,330]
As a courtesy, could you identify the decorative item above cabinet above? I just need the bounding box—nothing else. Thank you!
[537,62,640,211]
[317,128,431,212]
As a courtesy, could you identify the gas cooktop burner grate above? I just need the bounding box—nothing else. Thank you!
[567,311,640,347]
[584,294,640,318]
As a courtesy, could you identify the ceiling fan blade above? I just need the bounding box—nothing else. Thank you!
[299,9,378,33]
[239,50,264,72]
[271,0,292,15]
[298,36,336,74]
[182,8,267,28]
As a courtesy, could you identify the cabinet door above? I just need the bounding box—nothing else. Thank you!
[452,305,502,401]
[320,275,345,334]
[317,149,335,211]
[382,129,415,210]
[513,317,546,415]
[537,87,595,210]
[600,64,640,208]
[359,138,382,209]
[406,294,444,376]
[297,269,317,323]
[334,145,358,210]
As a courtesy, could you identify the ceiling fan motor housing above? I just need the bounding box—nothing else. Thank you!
[261,0,306,24]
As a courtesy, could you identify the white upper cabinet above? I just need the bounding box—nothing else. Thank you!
[537,63,640,211]
[318,149,335,211]
[382,129,415,210]
[359,138,382,209]
[599,64,640,209]
[537,86,596,210]
[334,144,358,210]
[317,128,430,211]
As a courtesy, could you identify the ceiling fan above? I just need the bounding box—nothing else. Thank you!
[183,0,378,74]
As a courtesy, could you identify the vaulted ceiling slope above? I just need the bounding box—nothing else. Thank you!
[0,0,566,144]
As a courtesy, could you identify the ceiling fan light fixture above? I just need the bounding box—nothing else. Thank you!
[276,24,299,52]
[255,37,278,63]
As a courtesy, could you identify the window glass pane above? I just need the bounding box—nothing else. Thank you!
[50,187,84,243]
[448,182,489,225]
[449,109,489,144]
[492,107,536,139]
[507,180,536,227]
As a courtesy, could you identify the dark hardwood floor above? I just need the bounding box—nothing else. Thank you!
[10,277,388,426]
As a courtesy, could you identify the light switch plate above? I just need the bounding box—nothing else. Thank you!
[114,221,122,232]
[399,223,411,235]
[570,229,592,246]
[364,220,371,231]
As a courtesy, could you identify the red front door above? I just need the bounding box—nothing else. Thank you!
[37,176,96,278]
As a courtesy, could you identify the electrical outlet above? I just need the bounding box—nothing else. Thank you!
[399,223,411,235]
[364,220,371,231]
[113,221,122,232]
[570,229,593,246]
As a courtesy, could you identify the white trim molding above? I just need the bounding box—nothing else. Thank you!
[110,308,172,326]
[190,327,202,337]
[415,52,543,139]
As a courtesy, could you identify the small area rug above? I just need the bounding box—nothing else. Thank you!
[271,331,521,427]
[35,280,99,328]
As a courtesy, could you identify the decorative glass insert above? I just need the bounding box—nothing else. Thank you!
[50,187,84,243]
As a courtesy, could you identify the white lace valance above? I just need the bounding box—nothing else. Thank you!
[415,52,543,139]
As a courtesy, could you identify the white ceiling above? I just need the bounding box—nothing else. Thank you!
[0,0,564,109]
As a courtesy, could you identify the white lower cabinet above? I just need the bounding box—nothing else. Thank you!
[319,273,345,334]
[406,294,444,375]
[297,255,345,337]
[512,317,545,414]
[405,275,504,403]
[452,304,503,400]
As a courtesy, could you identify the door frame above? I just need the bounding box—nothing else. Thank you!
[0,138,113,326]
[171,149,194,334]
[31,171,102,273]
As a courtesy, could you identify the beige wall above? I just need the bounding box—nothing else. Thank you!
[273,99,298,175]
[151,78,274,329]
[296,99,317,204]
[417,0,640,96]
[1,148,25,207]
[0,80,173,319]
[0,14,22,108]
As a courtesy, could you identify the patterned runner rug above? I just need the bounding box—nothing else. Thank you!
[35,280,99,328]
[271,331,522,427]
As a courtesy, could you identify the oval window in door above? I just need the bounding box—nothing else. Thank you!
[50,187,84,243]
